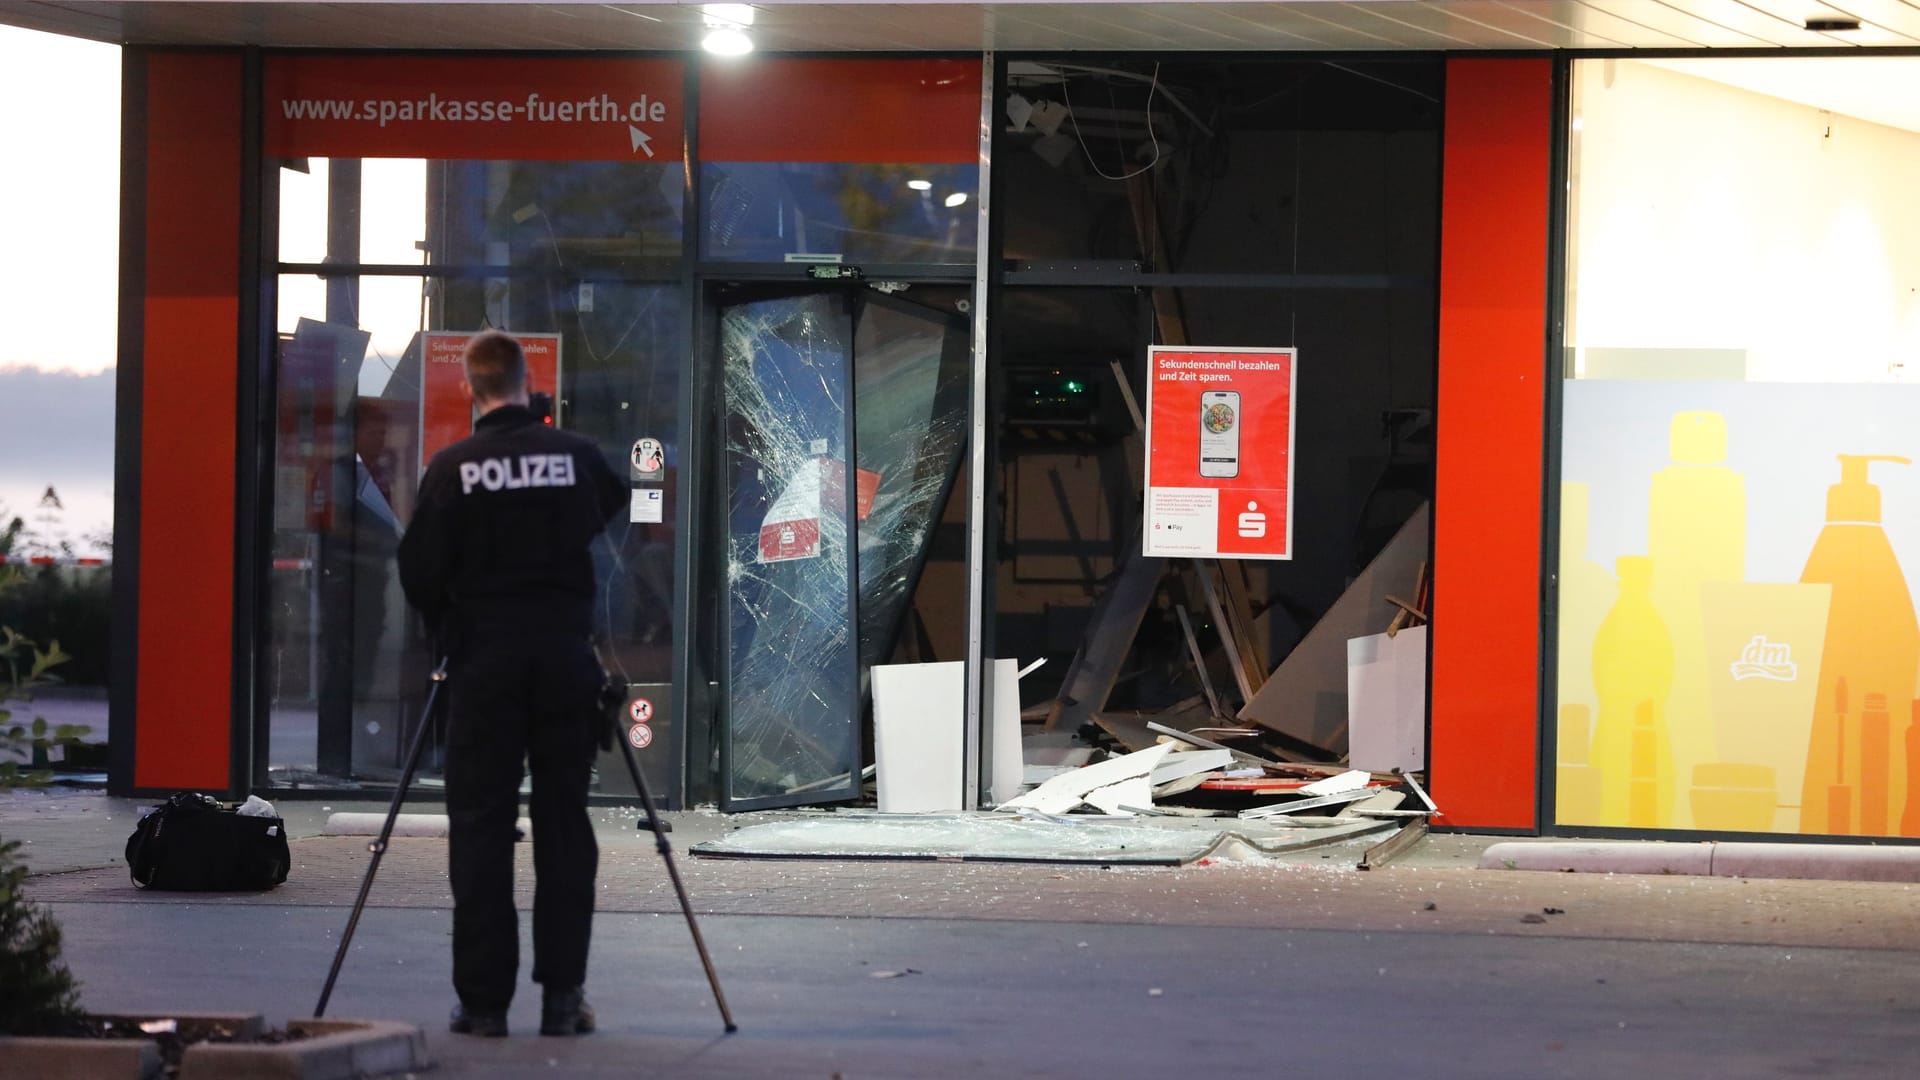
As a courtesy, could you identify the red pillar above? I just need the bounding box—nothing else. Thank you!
[1430,59,1553,830]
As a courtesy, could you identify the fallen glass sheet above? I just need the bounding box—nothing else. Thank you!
[689,813,1394,866]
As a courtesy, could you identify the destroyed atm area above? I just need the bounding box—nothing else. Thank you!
[703,462,1439,869]
[978,502,1438,869]
[699,519,1439,867]
[695,59,1442,862]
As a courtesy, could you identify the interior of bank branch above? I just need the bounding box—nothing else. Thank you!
[254,53,1442,815]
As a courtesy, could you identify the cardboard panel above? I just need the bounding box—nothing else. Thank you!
[872,661,966,813]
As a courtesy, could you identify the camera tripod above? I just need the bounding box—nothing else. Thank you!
[314,659,738,1034]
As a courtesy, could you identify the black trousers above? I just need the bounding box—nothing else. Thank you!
[444,624,602,1011]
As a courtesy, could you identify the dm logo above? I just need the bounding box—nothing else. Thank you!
[1730,635,1797,682]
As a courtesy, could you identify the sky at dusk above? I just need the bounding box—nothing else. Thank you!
[0,24,120,550]
[0,23,433,554]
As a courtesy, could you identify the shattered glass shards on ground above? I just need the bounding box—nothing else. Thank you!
[690,813,1396,865]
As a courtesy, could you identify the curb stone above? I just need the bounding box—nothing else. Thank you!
[182,1019,430,1080]
[0,1035,163,1079]
[1482,840,1920,882]
[0,1012,262,1080]
[0,1016,428,1080]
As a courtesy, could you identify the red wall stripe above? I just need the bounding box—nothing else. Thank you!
[134,52,242,791]
[1430,59,1553,830]
[699,58,981,164]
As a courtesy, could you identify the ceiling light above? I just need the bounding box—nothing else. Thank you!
[907,179,933,191]
[944,192,968,208]
[703,27,753,55]
[702,4,755,56]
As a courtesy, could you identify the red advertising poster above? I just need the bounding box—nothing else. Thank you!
[756,458,881,564]
[264,56,685,162]
[1143,346,1296,560]
[419,332,563,471]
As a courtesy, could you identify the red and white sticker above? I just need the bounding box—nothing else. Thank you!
[629,698,653,724]
[627,723,654,750]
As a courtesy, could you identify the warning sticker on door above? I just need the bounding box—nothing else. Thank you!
[629,698,653,724]
[627,723,653,750]
[630,437,665,482]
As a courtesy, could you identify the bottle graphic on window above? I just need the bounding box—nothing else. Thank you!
[1798,454,1917,836]
[1647,411,1745,830]
[1199,392,1240,479]
[1590,556,1675,827]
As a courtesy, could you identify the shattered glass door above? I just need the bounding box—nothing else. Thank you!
[851,296,970,669]
[718,287,969,809]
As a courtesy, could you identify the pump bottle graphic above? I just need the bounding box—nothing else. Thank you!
[1797,454,1919,836]
[1590,556,1675,826]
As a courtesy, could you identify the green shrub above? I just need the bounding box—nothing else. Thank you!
[0,836,83,1035]
[1,628,88,788]
[0,566,110,688]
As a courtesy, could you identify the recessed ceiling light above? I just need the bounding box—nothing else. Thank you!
[1805,17,1860,31]
[702,27,753,55]
[944,192,968,208]
[907,179,933,191]
[702,3,755,55]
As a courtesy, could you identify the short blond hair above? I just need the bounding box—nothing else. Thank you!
[464,330,527,403]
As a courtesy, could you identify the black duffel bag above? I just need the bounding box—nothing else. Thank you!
[125,792,291,891]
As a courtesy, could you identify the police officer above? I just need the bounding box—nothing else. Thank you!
[398,330,624,1038]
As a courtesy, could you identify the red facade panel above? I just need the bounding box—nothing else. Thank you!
[263,55,686,162]
[134,52,242,791]
[1431,59,1553,830]
[699,58,981,163]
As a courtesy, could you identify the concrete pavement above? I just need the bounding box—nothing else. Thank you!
[8,786,1920,1077]
[47,903,1920,1079]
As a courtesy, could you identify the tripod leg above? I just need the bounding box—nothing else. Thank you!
[614,719,738,1033]
[314,659,448,1018]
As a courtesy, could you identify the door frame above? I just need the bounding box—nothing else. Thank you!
[695,277,974,811]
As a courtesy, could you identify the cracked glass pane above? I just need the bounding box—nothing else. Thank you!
[852,297,970,670]
[720,288,970,805]
[722,293,858,801]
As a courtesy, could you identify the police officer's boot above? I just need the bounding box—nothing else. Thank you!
[449,1003,508,1037]
[540,986,595,1036]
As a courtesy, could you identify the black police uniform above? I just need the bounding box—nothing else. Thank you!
[397,403,624,1017]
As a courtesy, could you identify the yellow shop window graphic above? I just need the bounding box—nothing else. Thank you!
[1560,386,1920,839]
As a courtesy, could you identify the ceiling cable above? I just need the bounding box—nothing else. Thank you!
[1062,62,1164,182]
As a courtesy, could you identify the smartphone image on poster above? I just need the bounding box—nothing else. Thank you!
[1199,391,1241,478]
